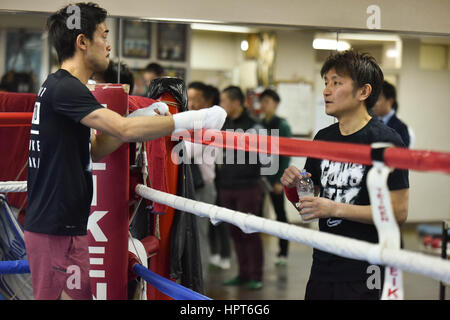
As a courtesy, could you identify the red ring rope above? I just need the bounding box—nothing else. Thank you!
[0,112,33,127]
[1,112,449,174]
[181,129,450,175]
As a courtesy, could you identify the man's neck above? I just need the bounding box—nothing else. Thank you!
[338,106,372,136]
[264,111,275,122]
[230,106,244,120]
[60,57,93,85]
[380,108,395,125]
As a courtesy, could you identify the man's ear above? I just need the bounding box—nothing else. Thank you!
[76,34,89,51]
[358,83,372,102]
[387,97,395,108]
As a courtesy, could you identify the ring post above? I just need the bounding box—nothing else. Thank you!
[87,84,130,300]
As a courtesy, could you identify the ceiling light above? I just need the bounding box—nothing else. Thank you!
[240,40,249,51]
[386,48,399,58]
[191,23,256,33]
[312,39,351,51]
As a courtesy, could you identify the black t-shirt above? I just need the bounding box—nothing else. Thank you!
[304,118,409,282]
[216,108,262,189]
[25,69,103,236]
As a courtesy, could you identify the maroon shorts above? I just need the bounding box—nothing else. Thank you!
[24,231,92,300]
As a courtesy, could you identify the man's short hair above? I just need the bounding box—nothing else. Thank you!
[320,50,384,110]
[189,82,220,106]
[145,63,164,77]
[103,60,134,94]
[47,2,107,64]
[381,80,398,111]
[205,85,220,106]
[188,81,207,91]
[223,86,245,106]
[259,88,280,103]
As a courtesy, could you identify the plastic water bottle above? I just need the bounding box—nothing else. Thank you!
[297,169,317,223]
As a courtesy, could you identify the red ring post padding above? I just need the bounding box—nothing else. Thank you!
[88,84,130,300]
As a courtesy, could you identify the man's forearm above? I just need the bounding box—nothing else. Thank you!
[334,203,374,224]
[91,133,124,162]
[334,198,407,225]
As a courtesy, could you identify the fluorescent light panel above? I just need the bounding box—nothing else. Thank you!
[313,39,351,51]
[191,23,256,33]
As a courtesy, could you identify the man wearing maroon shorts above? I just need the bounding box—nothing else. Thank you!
[24,3,226,300]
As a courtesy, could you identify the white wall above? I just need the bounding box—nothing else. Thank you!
[273,30,315,83]
[397,38,450,222]
[190,30,257,91]
[191,31,239,71]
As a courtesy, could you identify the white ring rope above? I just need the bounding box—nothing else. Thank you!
[2,181,449,285]
[135,184,450,285]
[0,181,27,193]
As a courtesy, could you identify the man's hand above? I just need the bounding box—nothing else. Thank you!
[272,183,284,195]
[297,196,337,221]
[172,105,226,133]
[128,101,170,118]
[280,165,312,188]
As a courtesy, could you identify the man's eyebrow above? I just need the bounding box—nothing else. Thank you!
[324,74,340,81]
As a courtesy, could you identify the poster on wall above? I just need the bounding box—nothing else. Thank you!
[157,23,187,62]
[121,20,151,59]
[276,81,314,137]
[4,30,42,93]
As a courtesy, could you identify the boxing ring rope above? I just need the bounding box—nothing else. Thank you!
[0,181,27,193]
[134,184,450,284]
[132,264,211,300]
[2,110,450,173]
[0,259,210,300]
[179,129,450,174]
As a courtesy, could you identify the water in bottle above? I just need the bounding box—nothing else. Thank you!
[297,169,317,223]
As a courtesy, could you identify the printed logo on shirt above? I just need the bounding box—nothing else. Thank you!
[326,218,342,228]
[320,159,366,227]
[28,87,46,169]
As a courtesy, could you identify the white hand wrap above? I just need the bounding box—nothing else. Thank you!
[127,101,169,118]
[172,105,226,132]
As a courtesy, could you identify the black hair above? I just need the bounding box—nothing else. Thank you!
[145,63,164,77]
[188,82,220,106]
[205,85,220,106]
[222,86,245,106]
[47,2,107,64]
[259,88,280,103]
[320,49,384,110]
[381,80,398,111]
[103,60,134,94]
[188,81,206,91]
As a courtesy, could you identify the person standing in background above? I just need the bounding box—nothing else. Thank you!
[143,62,164,89]
[217,86,265,290]
[186,81,224,281]
[259,88,292,266]
[372,80,412,147]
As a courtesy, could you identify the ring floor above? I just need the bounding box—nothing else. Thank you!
[203,223,445,300]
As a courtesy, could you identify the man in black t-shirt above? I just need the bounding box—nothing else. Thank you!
[24,3,226,300]
[281,50,409,300]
